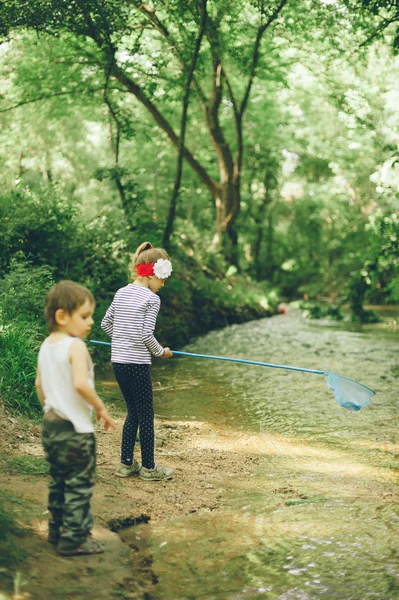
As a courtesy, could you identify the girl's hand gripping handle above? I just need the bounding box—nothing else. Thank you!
[162,347,173,358]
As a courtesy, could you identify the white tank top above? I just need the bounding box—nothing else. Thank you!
[39,336,94,433]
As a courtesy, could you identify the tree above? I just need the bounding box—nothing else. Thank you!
[0,0,349,264]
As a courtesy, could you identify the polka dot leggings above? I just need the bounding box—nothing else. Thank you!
[112,363,155,470]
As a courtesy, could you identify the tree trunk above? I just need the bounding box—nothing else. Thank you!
[254,227,264,279]
[17,150,24,179]
[211,178,240,266]
[265,211,274,279]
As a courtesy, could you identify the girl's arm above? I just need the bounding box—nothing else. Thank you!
[69,339,115,430]
[142,298,164,357]
[101,300,115,337]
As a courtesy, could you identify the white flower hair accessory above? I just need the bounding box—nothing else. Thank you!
[153,258,173,279]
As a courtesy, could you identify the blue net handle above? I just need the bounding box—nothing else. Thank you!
[90,341,374,410]
[169,350,325,375]
[90,341,324,374]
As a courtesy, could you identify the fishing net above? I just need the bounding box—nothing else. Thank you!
[90,341,374,411]
[325,372,374,411]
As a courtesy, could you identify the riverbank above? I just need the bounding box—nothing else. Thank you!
[0,405,261,599]
[1,310,397,599]
[1,400,397,599]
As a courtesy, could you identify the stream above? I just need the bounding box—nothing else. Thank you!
[113,309,398,600]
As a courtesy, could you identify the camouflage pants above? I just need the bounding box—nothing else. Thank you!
[42,420,96,549]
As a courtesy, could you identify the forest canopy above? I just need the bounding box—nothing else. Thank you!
[0,0,398,315]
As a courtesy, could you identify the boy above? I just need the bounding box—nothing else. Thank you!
[35,280,115,556]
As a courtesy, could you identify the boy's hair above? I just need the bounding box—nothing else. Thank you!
[45,280,95,332]
[131,241,169,270]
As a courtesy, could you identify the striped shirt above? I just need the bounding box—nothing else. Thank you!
[101,284,164,364]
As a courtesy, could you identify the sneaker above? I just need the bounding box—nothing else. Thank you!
[47,528,60,545]
[139,463,174,481]
[115,460,140,478]
[57,536,104,556]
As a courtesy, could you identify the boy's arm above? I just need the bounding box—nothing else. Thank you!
[35,365,45,407]
[69,339,115,430]
[101,300,115,337]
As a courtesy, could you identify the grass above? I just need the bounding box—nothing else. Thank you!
[285,497,324,506]
[48,585,93,597]
[0,493,26,569]
[3,455,49,476]
[113,590,130,599]
[0,325,42,419]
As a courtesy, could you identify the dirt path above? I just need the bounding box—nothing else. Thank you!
[0,408,257,600]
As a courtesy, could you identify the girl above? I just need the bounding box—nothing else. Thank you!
[101,242,174,481]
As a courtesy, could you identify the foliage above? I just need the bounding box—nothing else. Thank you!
[363,211,399,302]
[0,188,78,275]
[0,324,41,418]
[0,0,398,416]
[346,210,398,320]
[0,188,132,302]
[0,259,54,417]
[0,2,398,299]
[2,0,390,261]
[0,259,54,328]
[358,0,399,50]
[300,302,344,321]
[348,276,383,322]
[0,202,276,415]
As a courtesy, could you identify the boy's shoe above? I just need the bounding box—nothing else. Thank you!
[139,463,174,481]
[48,529,60,545]
[115,460,140,478]
[57,536,104,556]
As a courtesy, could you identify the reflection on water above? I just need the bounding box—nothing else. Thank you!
[110,311,399,599]
[153,311,397,448]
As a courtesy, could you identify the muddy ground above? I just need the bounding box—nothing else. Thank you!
[0,406,258,600]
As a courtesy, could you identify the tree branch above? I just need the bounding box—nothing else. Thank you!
[0,87,105,113]
[204,15,235,181]
[134,1,208,105]
[111,65,220,197]
[239,0,288,118]
[222,66,243,175]
[359,16,399,47]
[163,0,208,247]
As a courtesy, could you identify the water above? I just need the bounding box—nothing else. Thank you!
[111,310,399,599]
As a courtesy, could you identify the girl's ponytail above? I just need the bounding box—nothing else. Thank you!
[133,241,153,266]
[132,241,169,270]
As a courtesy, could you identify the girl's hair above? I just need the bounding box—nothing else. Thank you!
[131,241,169,270]
[45,280,95,332]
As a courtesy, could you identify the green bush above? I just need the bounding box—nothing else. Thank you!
[0,188,78,275]
[348,212,399,312]
[0,188,131,304]
[386,276,399,303]
[0,194,280,408]
[301,301,344,320]
[348,276,382,323]
[0,325,41,418]
[0,259,54,329]
[0,259,50,418]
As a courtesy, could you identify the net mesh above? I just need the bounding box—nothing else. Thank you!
[326,372,374,411]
